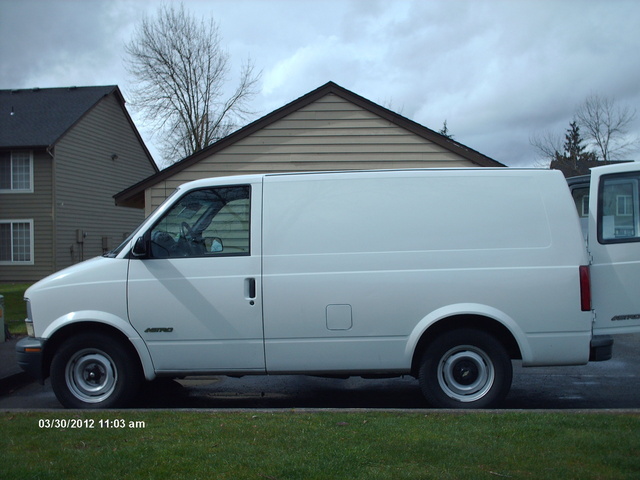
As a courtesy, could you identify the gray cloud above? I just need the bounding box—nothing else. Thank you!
[1,0,638,167]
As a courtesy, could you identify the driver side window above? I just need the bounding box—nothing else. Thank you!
[149,185,251,258]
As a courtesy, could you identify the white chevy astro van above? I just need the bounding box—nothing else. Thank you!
[16,164,640,408]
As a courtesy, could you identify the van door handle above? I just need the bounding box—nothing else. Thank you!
[245,278,256,301]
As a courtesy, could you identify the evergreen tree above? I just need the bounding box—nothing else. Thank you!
[550,122,598,177]
[439,120,453,139]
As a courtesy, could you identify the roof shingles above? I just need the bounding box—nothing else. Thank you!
[0,86,117,148]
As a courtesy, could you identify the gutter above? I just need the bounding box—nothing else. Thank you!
[46,144,58,273]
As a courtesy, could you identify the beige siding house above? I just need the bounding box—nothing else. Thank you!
[0,86,158,281]
[116,82,504,215]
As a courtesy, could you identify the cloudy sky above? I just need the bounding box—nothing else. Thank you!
[1,0,639,167]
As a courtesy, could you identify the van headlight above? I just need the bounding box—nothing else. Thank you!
[25,320,35,337]
[25,299,35,337]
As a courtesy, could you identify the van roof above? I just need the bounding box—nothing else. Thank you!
[177,167,560,191]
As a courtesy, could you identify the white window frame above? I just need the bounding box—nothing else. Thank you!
[0,219,35,265]
[0,151,34,193]
[581,194,589,217]
[617,194,634,217]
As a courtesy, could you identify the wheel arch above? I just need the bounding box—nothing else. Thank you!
[410,313,523,377]
[42,321,155,382]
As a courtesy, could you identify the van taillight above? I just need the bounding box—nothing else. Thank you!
[579,265,591,311]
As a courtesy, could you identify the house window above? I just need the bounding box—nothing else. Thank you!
[617,195,633,216]
[0,151,33,192]
[0,220,34,264]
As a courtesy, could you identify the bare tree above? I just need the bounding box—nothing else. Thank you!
[576,94,638,162]
[530,129,563,168]
[125,4,261,165]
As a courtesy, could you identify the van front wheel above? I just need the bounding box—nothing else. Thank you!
[418,329,512,408]
[50,333,141,409]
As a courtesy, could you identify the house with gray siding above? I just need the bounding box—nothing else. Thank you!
[116,82,505,216]
[0,86,158,281]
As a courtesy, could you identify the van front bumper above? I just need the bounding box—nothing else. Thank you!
[589,335,614,362]
[15,337,46,383]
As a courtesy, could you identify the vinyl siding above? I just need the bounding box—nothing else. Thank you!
[146,95,476,214]
[0,150,54,281]
[53,94,156,270]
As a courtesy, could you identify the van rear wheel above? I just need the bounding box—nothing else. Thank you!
[418,329,512,408]
[50,333,141,409]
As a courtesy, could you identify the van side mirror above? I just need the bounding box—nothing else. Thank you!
[205,236,224,252]
[131,235,149,258]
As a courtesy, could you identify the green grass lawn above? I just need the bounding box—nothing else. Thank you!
[0,283,30,335]
[2,411,639,479]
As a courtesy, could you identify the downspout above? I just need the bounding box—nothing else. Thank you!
[46,144,57,273]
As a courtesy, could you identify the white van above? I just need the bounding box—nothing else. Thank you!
[16,164,640,408]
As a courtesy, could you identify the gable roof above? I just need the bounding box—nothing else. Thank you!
[115,81,504,207]
[0,86,155,167]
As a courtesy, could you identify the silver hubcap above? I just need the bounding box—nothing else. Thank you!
[437,345,495,402]
[65,349,117,403]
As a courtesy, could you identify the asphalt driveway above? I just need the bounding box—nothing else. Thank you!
[1,334,639,410]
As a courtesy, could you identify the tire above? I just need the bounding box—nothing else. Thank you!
[50,333,142,409]
[418,329,512,409]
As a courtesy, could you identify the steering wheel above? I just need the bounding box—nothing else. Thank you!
[180,222,196,255]
[181,221,195,238]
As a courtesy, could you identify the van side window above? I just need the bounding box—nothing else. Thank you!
[598,173,640,243]
[570,184,590,239]
[149,186,250,258]
[572,187,589,217]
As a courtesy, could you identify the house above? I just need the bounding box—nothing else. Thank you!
[115,82,504,216]
[0,86,158,282]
